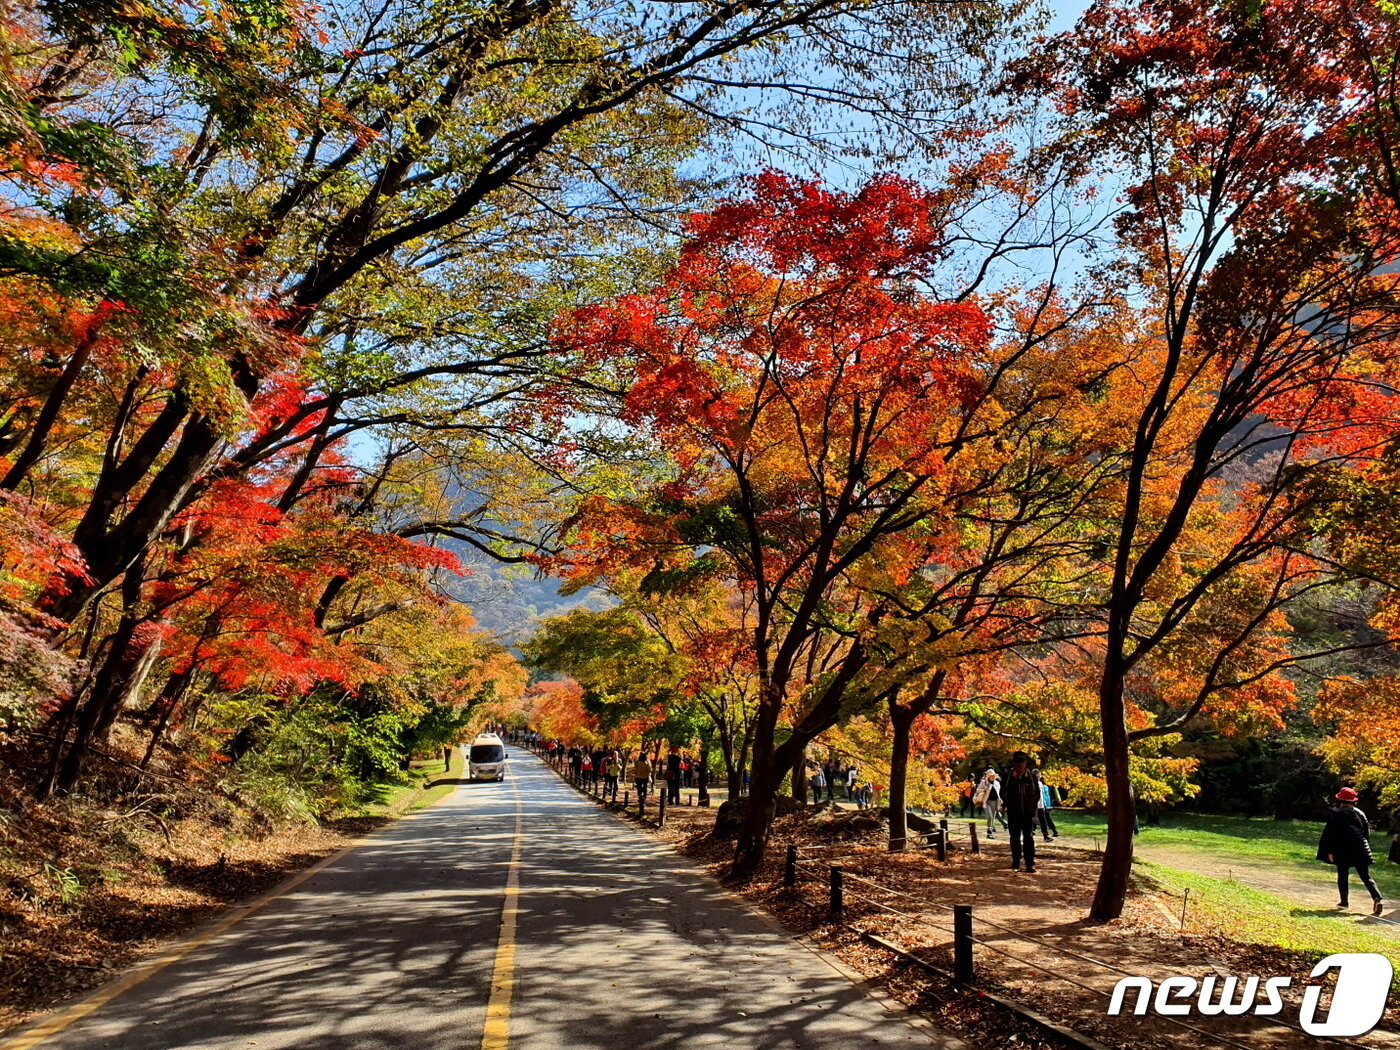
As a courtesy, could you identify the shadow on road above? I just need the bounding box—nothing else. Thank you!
[31,749,932,1050]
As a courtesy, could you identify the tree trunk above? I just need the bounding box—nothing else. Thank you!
[789,742,806,804]
[51,561,149,793]
[140,668,197,770]
[1090,655,1136,919]
[96,630,162,746]
[1,318,103,491]
[697,739,710,805]
[36,685,86,799]
[888,701,914,852]
[736,731,752,797]
[731,696,779,877]
[53,356,259,620]
[54,631,140,793]
[726,756,742,798]
[716,721,739,797]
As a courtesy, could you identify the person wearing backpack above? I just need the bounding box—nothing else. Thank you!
[1317,787,1384,915]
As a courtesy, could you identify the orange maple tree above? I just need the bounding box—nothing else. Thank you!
[548,171,1010,874]
[1015,0,1400,917]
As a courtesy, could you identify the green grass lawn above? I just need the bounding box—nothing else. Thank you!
[1135,859,1400,959]
[343,749,465,819]
[1039,808,1400,958]
[1051,808,1400,899]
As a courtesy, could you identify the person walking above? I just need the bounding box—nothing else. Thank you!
[1003,751,1042,873]
[665,746,683,805]
[808,764,826,803]
[823,759,839,801]
[1318,787,1384,914]
[632,754,653,804]
[958,777,975,818]
[846,764,859,802]
[1037,779,1058,841]
[975,768,1007,837]
[604,752,621,801]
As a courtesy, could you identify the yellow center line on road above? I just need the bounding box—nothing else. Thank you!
[480,770,524,1050]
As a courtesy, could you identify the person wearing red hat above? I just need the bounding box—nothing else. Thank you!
[1317,787,1384,915]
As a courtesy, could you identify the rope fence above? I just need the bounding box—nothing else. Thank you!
[781,848,1374,1050]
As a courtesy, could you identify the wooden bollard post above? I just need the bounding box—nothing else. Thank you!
[658,788,667,827]
[785,844,798,887]
[829,865,844,917]
[623,789,630,808]
[954,904,974,982]
[935,828,947,862]
[969,822,980,854]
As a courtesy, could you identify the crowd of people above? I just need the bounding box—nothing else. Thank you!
[499,730,714,806]
[803,758,881,809]
[493,724,1400,904]
[963,758,1060,843]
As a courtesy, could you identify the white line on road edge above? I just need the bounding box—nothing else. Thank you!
[480,770,524,1050]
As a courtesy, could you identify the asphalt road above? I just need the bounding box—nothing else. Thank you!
[17,747,959,1050]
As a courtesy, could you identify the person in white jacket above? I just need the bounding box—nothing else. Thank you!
[974,769,1008,837]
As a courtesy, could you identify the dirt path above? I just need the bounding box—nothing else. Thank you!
[1060,838,1400,935]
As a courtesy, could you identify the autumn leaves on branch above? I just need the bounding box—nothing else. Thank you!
[5,0,1400,920]
[527,1,1400,916]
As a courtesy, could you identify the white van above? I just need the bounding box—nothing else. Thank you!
[468,733,507,781]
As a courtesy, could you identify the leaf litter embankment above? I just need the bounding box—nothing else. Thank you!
[0,742,452,1035]
[630,801,1400,1050]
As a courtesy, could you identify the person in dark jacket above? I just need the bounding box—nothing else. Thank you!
[1003,751,1043,873]
[1317,787,1383,915]
[665,745,683,805]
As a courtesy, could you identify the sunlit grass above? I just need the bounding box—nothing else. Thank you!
[346,749,464,819]
[1135,859,1400,960]
[1052,809,1400,899]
